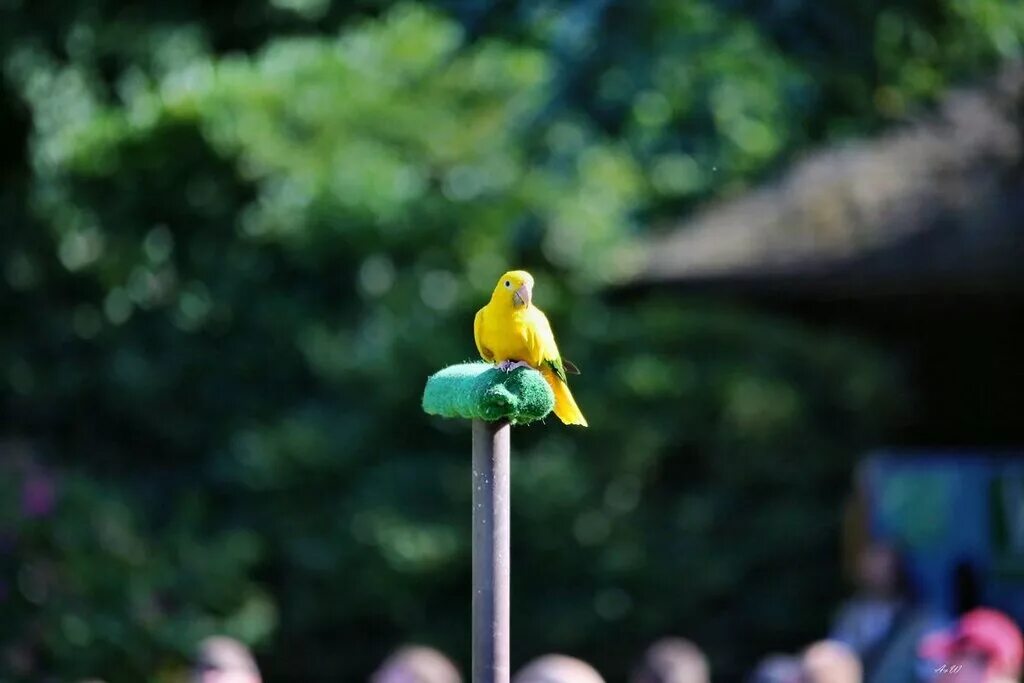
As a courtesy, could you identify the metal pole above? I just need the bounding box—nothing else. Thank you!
[472,418,511,683]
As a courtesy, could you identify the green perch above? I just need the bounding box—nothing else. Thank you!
[422,362,554,425]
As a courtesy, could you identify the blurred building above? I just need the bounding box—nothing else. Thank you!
[628,64,1024,447]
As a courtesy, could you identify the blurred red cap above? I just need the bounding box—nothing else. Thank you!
[919,608,1023,677]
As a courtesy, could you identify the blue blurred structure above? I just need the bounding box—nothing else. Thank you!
[863,452,1024,623]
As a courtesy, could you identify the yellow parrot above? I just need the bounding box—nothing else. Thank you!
[474,270,588,427]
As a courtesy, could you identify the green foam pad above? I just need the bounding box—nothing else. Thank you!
[422,362,554,425]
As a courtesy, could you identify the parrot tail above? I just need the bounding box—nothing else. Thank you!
[540,367,588,427]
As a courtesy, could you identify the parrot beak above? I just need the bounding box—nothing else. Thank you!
[513,282,532,308]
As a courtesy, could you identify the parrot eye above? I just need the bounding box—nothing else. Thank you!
[504,280,511,288]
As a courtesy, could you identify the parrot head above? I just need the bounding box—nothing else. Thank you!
[492,270,534,309]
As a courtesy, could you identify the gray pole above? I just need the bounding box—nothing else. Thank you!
[472,418,511,683]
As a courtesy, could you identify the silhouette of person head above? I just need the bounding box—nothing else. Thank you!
[192,636,261,683]
[631,638,709,683]
[920,608,1024,683]
[513,654,605,683]
[802,640,862,683]
[371,645,462,683]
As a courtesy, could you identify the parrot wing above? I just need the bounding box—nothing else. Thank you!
[474,307,494,362]
[545,357,569,383]
[526,306,588,427]
[524,307,564,370]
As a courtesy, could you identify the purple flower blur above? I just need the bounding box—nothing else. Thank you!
[20,473,56,519]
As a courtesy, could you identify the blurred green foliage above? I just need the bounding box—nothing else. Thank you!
[0,0,1018,680]
[1,454,270,681]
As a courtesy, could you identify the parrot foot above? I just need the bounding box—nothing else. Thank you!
[497,360,530,373]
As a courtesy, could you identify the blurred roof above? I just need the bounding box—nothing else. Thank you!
[633,63,1024,298]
